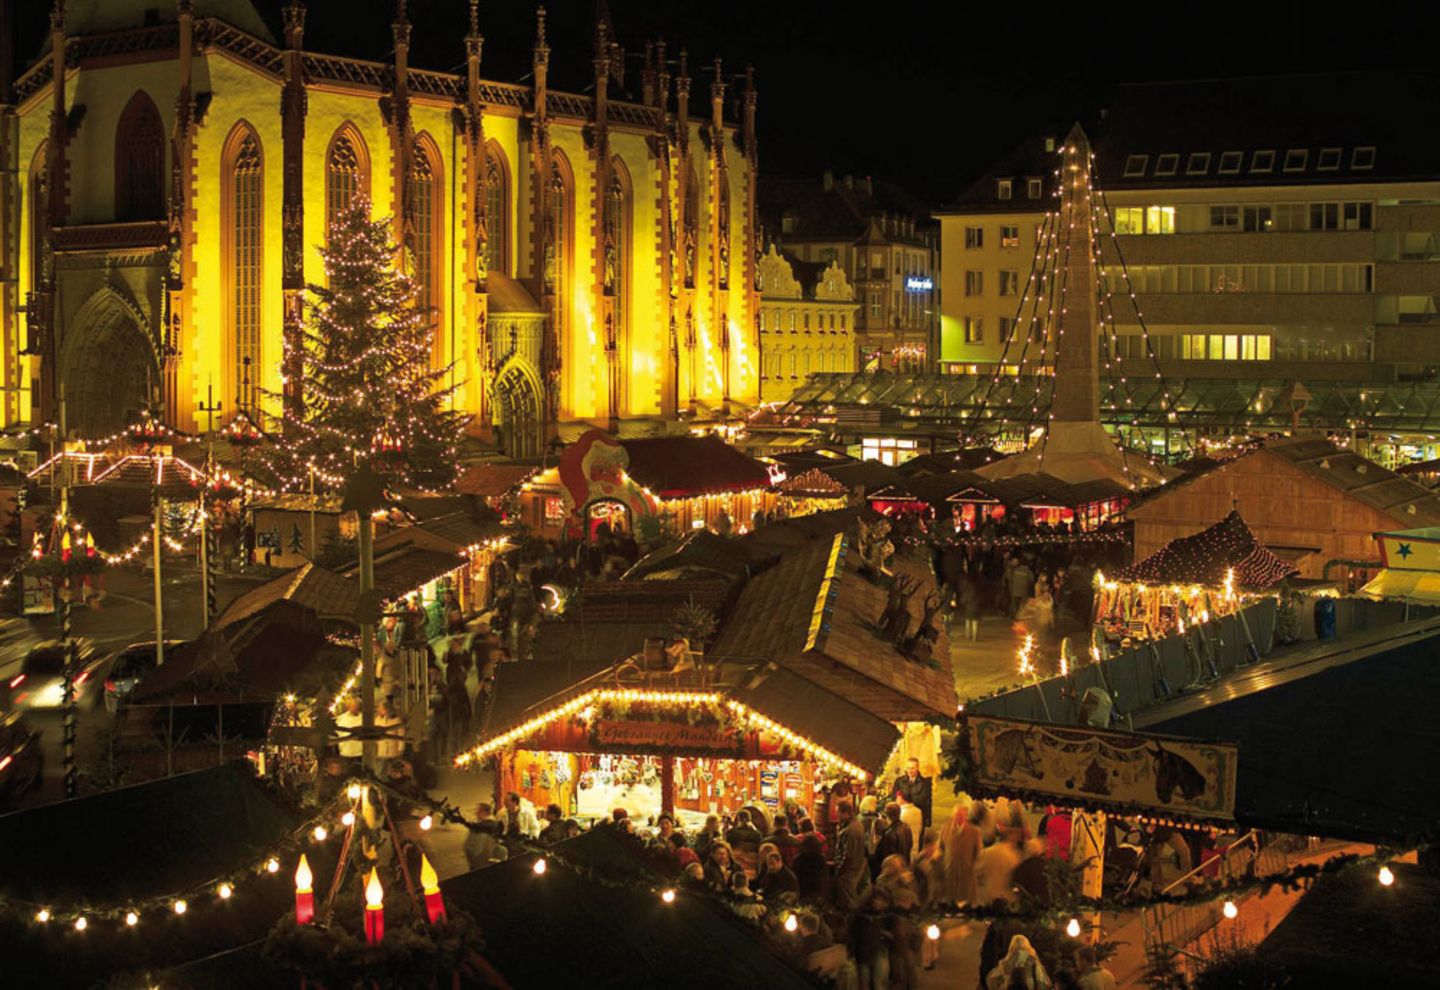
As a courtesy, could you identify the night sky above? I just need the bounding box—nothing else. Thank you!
[8,0,1437,206]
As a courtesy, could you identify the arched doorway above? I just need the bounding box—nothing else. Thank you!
[494,363,540,460]
[61,289,157,437]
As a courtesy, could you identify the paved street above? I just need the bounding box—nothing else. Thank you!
[1,560,272,810]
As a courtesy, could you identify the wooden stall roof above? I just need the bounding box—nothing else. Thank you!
[731,664,900,774]
[452,462,538,498]
[1115,510,1297,588]
[618,435,773,498]
[624,530,754,581]
[213,563,358,632]
[712,528,957,720]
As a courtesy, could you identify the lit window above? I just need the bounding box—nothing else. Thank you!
[1123,154,1148,177]
[996,178,1013,200]
[1217,151,1242,174]
[1027,177,1043,198]
[1317,147,1342,171]
[1154,153,1179,176]
[225,127,263,413]
[1000,225,1020,248]
[1113,207,1145,234]
[1251,150,1275,173]
[964,226,984,249]
[1186,153,1211,175]
[485,143,510,273]
[1145,206,1176,235]
[1352,146,1376,170]
[1243,205,1273,232]
[963,316,983,343]
[1209,205,1239,229]
[1283,149,1308,172]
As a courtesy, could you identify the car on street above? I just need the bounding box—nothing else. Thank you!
[0,709,43,808]
[103,640,183,713]
[1,639,100,710]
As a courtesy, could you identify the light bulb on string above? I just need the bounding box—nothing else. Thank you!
[126,910,139,926]
[1065,917,1081,938]
[1222,900,1238,919]
[1379,866,1395,886]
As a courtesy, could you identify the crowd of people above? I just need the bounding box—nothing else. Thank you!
[453,757,1124,990]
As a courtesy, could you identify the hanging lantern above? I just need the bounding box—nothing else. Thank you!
[420,855,446,924]
[363,868,384,944]
[294,854,315,925]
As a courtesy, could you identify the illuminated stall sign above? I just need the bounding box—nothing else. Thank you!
[964,714,1238,821]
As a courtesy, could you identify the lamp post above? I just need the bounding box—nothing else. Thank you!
[342,463,386,772]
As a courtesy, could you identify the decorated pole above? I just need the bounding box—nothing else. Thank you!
[343,464,386,772]
[197,384,222,628]
[58,389,77,798]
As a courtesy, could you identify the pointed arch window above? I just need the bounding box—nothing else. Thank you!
[223,126,263,413]
[28,142,48,295]
[115,91,165,221]
[605,160,632,348]
[411,135,443,358]
[547,153,574,337]
[325,126,369,237]
[683,166,700,288]
[484,141,509,275]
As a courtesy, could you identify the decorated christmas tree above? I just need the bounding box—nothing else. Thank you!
[274,201,465,491]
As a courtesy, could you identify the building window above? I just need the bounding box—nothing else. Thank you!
[1181,333,1272,361]
[999,317,1014,341]
[1251,150,1276,173]
[325,125,369,239]
[223,125,263,413]
[1123,154,1148,177]
[1217,151,1243,174]
[1154,153,1179,176]
[1027,177,1043,198]
[1342,201,1374,230]
[1243,205,1274,232]
[1283,149,1308,172]
[1209,205,1239,229]
[115,90,165,221]
[1146,206,1176,234]
[781,213,796,234]
[963,317,983,343]
[999,270,1019,296]
[964,226,984,249]
[605,160,631,358]
[1186,152,1211,175]
[27,142,46,296]
[412,136,444,361]
[1352,146,1376,170]
[1000,225,1020,248]
[484,141,509,274]
[996,178,1013,200]
[1114,207,1144,235]
[549,151,575,351]
[870,292,881,317]
[861,437,918,467]
[965,271,983,296]
[1317,147,1342,171]
[1309,202,1339,230]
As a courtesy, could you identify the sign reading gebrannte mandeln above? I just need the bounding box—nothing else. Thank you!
[965,715,1238,820]
[593,720,742,753]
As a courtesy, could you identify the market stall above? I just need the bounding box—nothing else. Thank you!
[460,662,897,827]
[1094,510,1295,644]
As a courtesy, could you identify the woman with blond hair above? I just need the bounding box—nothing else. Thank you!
[986,933,1052,990]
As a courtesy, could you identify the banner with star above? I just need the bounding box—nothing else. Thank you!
[1377,530,1440,571]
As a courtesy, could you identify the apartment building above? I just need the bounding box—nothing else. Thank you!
[937,72,1440,380]
[760,174,938,372]
[756,245,859,403]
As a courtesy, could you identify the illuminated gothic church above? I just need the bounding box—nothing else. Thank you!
[1,1,759,457]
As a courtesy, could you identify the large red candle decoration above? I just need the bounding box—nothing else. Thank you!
[420,855,446,924]
[363,868,384,944]
[294,854,315,925]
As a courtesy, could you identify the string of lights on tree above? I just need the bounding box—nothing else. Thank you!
[258,200,468,496]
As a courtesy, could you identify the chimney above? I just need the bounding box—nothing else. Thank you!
[863,176,873,196]
[843,174,854,190]
[822,170,833,191]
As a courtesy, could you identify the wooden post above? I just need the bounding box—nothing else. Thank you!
[660,754,676,818]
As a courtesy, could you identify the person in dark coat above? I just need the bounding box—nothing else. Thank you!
[764,815,803,868]
[872,802,914,876]
[793,833,829,903]
[758,850,800,904]
[893,757,934,829]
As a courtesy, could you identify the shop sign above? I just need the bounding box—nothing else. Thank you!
[964,715,1237,820]
[594,719,742,754]
[905,276,933,292]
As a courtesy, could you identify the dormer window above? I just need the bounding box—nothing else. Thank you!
[1352,146,1376,170]
[1186,152,1211,175]
[996,178,1013,200]
[1283,149,1308,172]
[1154,153,1179,176]
[1218,151,1243,174]
[1251,150,1275,173]
[1317,147,1342,171]
[1123,154,1148,177]
[1026,176,1043,198]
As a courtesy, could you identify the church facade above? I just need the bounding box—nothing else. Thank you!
[0,1,760,457]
